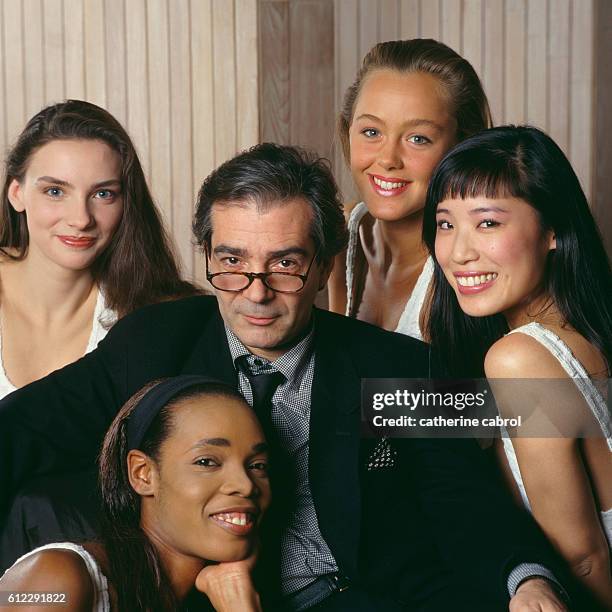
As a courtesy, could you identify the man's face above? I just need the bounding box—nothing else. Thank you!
[208,198,332,360]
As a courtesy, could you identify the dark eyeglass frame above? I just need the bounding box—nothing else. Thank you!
[205,249,319,293]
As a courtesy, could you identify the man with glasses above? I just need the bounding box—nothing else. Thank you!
[0,144,568,610]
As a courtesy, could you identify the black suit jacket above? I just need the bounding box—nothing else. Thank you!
[0,296,560,609]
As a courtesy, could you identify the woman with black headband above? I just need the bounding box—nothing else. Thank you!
[0,376,271,611]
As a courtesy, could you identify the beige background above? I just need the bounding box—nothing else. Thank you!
[260,0,611,256]
[1,0,610,283]
[0,0,259,284]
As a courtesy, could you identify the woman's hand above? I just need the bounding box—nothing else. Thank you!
[195,554,261,612]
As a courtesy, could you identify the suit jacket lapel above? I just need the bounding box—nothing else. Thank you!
[181,305,238,388]
[309,309,362,578]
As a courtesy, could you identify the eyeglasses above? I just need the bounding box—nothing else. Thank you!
[206,251,319,293]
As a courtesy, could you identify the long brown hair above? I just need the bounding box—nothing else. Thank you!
[1,100,197,316]
[338,38,493,162]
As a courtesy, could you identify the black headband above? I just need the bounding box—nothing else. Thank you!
[126,375,235,451]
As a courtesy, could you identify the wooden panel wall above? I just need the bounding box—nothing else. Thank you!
[594,0,612,257]
[259,0,335,160]
[332,0,597,208]
[0,0,259,284]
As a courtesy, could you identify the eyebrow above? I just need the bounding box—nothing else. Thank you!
[436,206,509,214]
[212,245,310,259]
[191,437,231,448]
[354,114,444,132]
[35,176,121,189]
[189,439,269,453]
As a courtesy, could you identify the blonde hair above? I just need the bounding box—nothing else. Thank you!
[338,38,492,162]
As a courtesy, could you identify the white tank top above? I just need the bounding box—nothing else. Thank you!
[345,202,433,341]
[500,322,612,548]
[2,542,110,611]
[0,290,117,399]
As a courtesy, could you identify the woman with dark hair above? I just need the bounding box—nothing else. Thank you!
[423,125,612,607]
[0,376,271,611]
[328,38,492,339]
[0,99,195,397]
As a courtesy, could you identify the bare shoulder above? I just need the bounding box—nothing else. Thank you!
[484,333,567,379]
[0,549,94,612]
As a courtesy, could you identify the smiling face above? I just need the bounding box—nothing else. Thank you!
[140,394,270,563]
[349,69,457,222]
[7,138,123,272]
[208,198,332,360]
[434,196,556,322]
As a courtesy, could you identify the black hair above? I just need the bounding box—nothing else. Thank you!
[423,125,612,376]
[99,378,246,611]
[193,143,348,264]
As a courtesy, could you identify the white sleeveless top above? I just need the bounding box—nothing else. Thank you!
[2,542,111,611]
[0,290,117,399]
[345,202,434,341]
[500,322,612,548]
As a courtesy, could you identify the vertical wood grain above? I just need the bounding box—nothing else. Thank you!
[334,0,360,203]
[235,0,259,151]
[23,0,45,118]
[569,0,594,198]
[0,0,6,152]
[191,0,214,285]
[125,0,150,177]
[504,0,526,124]
[212,0,237,163]
[359,0,378,58]
[399,0,420,39]
[420,0,440,39]
[526,0,547,130]
[483,0,503,124]
[462,0,482,75]
[379,0,399,41]
[104,0,127,125]
[169,0,194,276]
[146,0,172,228]
[63,0,85,99]
[84,0,106,108]
[440,0,462,52]
[290,0,335,158]
[593,0,612,255]
[259,0,290,144]
[4,0,26,144]
[548,0,570,152]
[43,0,64,104]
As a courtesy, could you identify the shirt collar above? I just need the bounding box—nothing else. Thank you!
[224,321,315,381]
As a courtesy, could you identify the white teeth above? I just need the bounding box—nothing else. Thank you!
[456,273,498,287]
[214,512,249,525]
[372,176,407,190]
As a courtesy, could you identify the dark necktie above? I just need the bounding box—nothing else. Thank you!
[242,368,295,507]
[245,370,285,441]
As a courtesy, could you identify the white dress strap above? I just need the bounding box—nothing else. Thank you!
[344,202,433,340]
[345,202,369,318]
[507,322,612,451]
[3,542,110,612]
[394,256,434,340]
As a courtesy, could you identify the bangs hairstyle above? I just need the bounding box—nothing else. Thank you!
[423,125,612,376]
